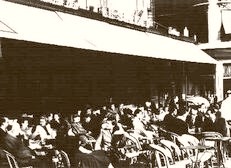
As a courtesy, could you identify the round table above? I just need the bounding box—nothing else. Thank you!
[180,145,212,168]
[205,137,231,168]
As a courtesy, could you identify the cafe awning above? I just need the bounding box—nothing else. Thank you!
[0,0,217,64]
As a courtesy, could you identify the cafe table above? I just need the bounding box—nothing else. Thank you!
[205,137,231,168]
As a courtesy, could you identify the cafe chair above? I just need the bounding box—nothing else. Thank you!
[167,131,180,144]
[0,149,34,168]
[149,144,173,168]
[160,139,182,162]
[0,149,19,168]
[53,150,71,168]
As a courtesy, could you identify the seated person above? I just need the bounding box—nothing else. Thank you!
[163,103,178,132]
[202,107,216,132]
[171,106,189,136]
[68,113,95,150]
[94,114,139,167]
[68,114,119,168]
[19,117,33,141]
[0,116,8,141]
[95,113,138,151]
[1,120,47,167]
[186,105,203,130]
[214,111,229,136]
[119,108,134,130]
[0,116,9,165]
[132,109,157,140]
[31,116,56,144]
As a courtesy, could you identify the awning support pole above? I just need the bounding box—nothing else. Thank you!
[215,62,224,101]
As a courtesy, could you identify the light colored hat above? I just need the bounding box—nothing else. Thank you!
[227,90,231,94]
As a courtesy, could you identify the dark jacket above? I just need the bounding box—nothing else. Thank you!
[3,133,34,166]
[214,118,227,136]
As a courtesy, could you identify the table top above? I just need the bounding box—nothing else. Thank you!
[180,145,211,150]
[205,137,231,141]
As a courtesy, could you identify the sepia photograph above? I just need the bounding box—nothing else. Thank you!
[0,0,231,167]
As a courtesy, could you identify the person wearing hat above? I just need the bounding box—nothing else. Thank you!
[220,90,231,121]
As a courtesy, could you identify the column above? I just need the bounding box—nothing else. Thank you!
[208,0,222,43]
[215,62,224,101]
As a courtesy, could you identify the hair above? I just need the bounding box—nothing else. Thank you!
[134,109,142,116]
[177,106,187,116]
[190,105,200,111]
[168,103,177,114]
[0,116,6,126]
[40,115,47,121]
[18,117,30,125]
[73,113,80,118]
[105,113,116,121]
[123,108,133,116]
[207,106,216,114]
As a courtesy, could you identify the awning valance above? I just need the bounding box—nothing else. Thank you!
[0,0,217,64]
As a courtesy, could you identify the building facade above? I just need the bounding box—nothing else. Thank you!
[0,0,216,113]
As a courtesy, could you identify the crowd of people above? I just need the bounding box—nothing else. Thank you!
[0,93,230,168]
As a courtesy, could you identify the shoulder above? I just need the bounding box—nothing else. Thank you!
[35,125,44,131]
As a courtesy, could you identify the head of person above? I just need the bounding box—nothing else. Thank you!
[123,108,133,118]
[54,113,60,121]
[168,103,177,116]
[73,114,81,123]
[7,121,21,137]
[39,116,47,127]
[110,103,116,111]
[227,90,231,97]
[206,106,216,122]
[118,103,124,110]
[190,105,199,117]
[86,107,92,116]
[158,104,164,114]
[164,105,169,113]
[0,116,8,130]
[145,101,151,108]
[83,114,91,123]
[103,114,116,130]
[134,109,143,119]
[47,113,53,122]
[19,117,30,129]
[102,105,107,110]
[174,96,179,104]
[177,106,189,119]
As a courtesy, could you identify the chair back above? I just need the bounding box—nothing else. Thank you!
[160,139,182,162]
[181,134,200,146]
[202,131,223,147]
[0,149,19,168]
[58,150,71,168]
[177,134,200,158]
[149,144,172,168]
[167,131,179,144]
[202,131,223,138]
